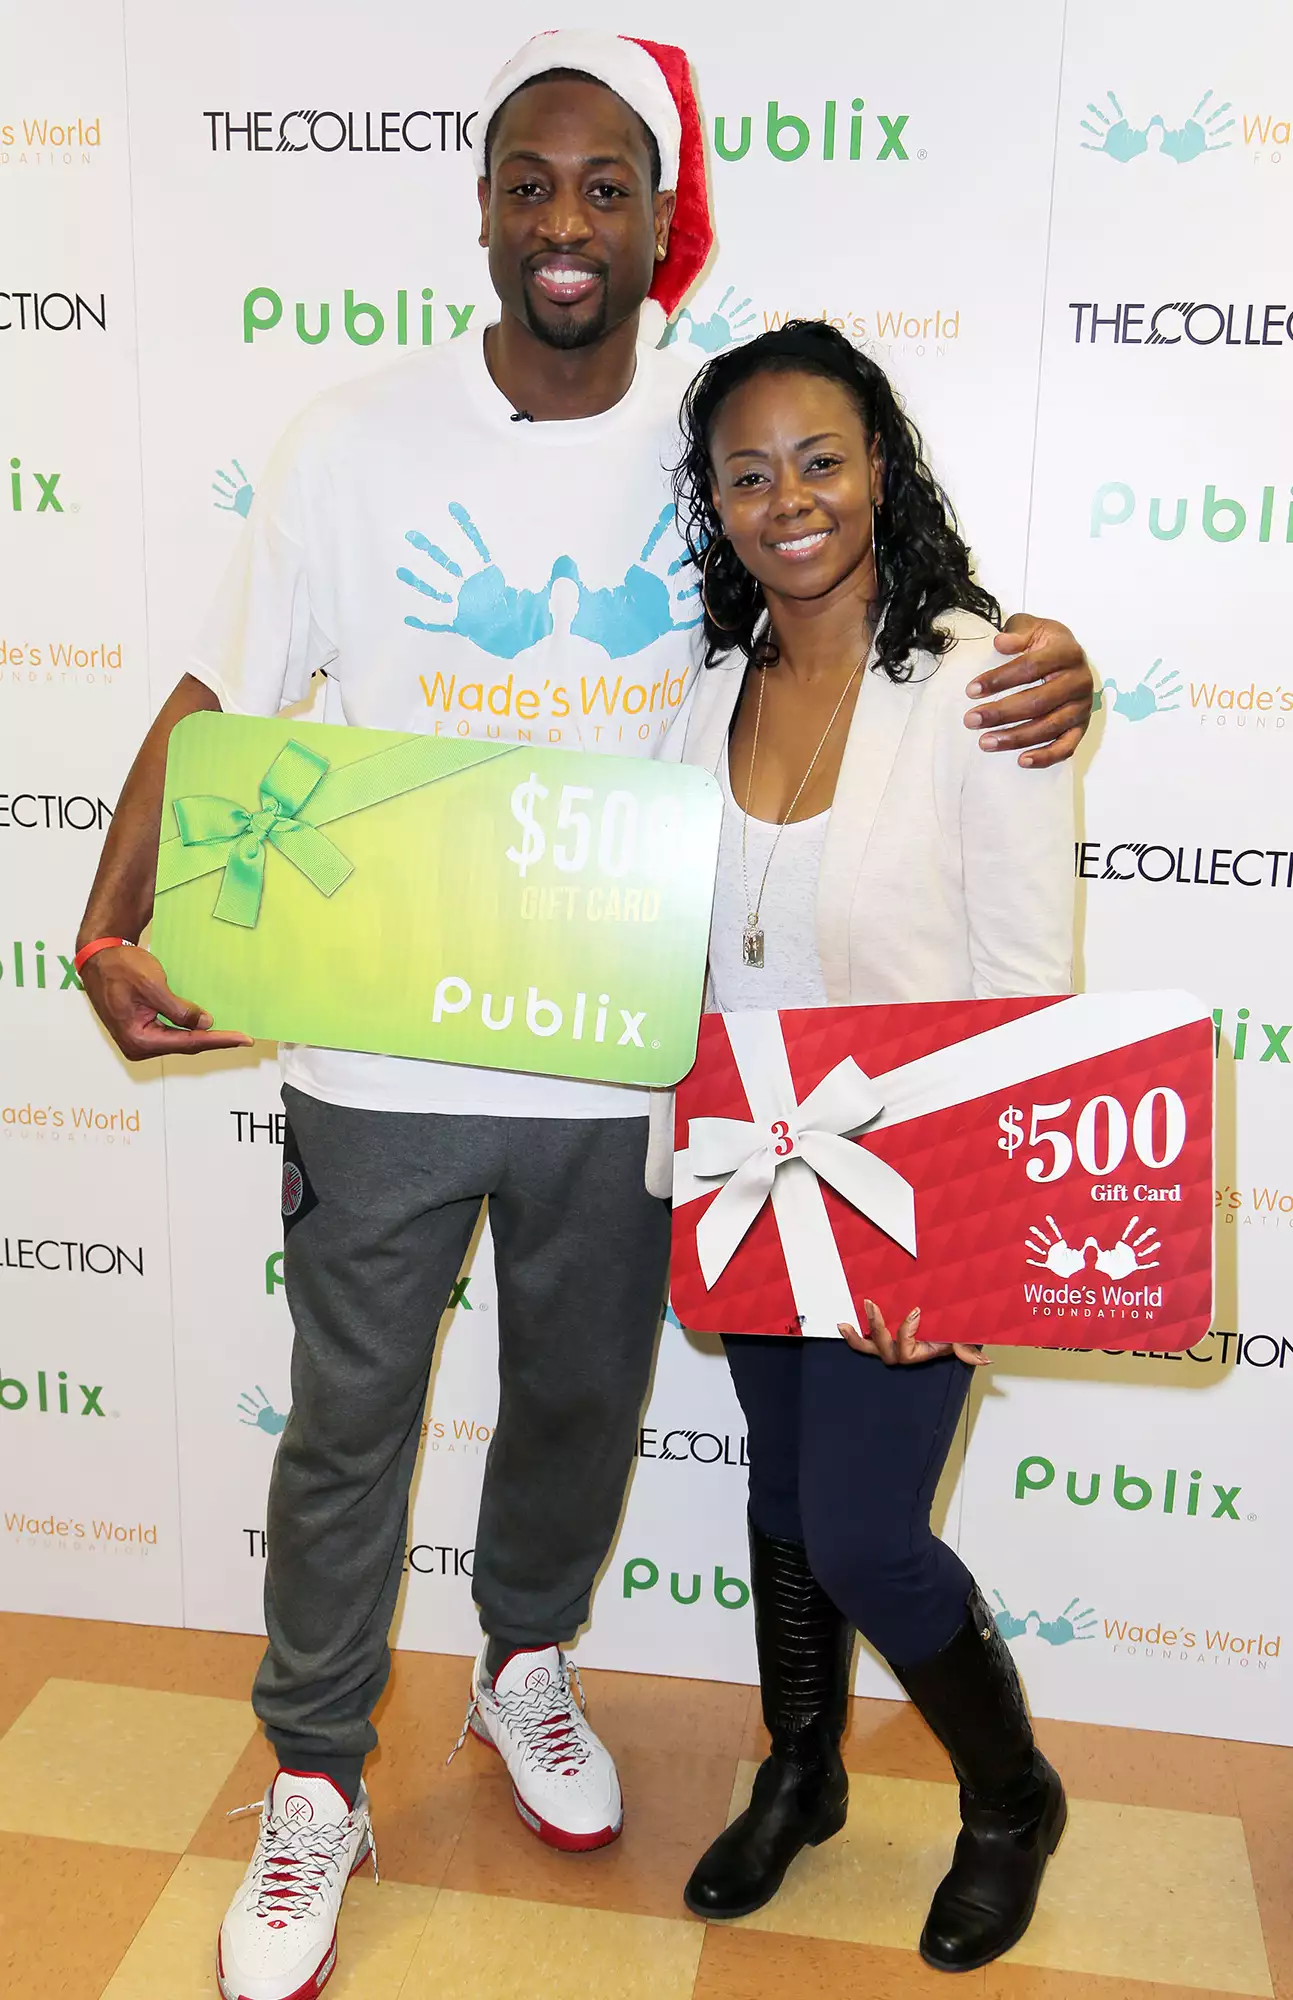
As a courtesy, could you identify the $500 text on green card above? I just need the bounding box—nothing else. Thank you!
[150,714,721,1087]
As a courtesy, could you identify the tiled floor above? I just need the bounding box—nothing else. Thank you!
[0,1612,1286,1999]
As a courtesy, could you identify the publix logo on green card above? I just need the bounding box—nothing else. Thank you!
[151,716,720,1088]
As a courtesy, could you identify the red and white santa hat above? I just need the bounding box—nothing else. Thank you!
[473,29,714,343]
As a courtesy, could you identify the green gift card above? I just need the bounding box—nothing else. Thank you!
[150,714,721,1087]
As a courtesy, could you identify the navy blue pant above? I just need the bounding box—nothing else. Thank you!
[723,1334,975,1667]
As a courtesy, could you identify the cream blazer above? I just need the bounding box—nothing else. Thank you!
[644,611,1076,1196]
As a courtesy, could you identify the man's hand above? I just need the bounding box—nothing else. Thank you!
[964,615,1093,768]
[83,943,252,1061]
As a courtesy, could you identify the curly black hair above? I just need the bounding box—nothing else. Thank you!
[671,319,1000,681]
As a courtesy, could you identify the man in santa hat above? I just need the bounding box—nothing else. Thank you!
[74,30,1092,1998]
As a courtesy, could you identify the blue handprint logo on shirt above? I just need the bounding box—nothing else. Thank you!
[569,503,702,658]
[1080,89,1234,163]
[397,501,701,659]
[398,503,555,659]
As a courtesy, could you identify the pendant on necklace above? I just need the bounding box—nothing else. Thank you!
[742,918,765,969]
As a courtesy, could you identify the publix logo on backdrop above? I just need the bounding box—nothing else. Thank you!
[1090,480,1293,545]
[709,95,917,164]
[1015,1455,1248,1521]
[243,285,476,348]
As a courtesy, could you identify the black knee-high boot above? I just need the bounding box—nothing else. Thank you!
[890,1588,1067,1972]
[683,1521,853,1919]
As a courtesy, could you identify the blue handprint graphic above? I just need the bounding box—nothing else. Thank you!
[1035,1599,1097,1646]
[1160,91,1235,162]
[569,503,702,659]
[238,1384,288,1436]
[212,458,255,518]
[1080,92,1149,161]
[1081,89,1233,165]
[398,503,555,659]
[1094,658,1182,724]
[663,285,759,354]
[993,1591,1097,1646]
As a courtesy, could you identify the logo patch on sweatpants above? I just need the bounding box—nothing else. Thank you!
[281,1121,319,1235]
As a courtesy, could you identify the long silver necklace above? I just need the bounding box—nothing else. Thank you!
[738,654,865,968]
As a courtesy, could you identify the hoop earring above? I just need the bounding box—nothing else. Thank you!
[701,538,744,632]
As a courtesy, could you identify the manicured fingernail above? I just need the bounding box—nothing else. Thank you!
[197,1013,213,1028]
[1020,755,1035,768]
[967,681,983,697]
[965,709,983,728]
[910,1307,921,1321]
[981,733,1000,750]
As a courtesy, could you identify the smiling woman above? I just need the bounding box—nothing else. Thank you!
[663,320,1076,1970]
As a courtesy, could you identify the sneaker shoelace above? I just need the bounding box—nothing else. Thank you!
[448,1658,590,1777]
[227,1797,379,1918]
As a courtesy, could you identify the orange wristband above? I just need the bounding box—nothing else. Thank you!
[72,937,134,974]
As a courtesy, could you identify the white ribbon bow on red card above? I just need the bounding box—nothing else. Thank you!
[678,995,1209,1338]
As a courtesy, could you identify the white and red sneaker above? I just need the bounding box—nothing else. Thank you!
[216,1770,377,2000]
[457,1644,623,1852]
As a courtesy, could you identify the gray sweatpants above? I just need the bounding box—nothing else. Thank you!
[252,1085,670,1772]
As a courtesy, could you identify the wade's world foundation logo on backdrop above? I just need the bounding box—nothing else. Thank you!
[2,640,123,690]
[992,1588,1281,1672]
[5,1508,159,1555]
[1076,841,1293,889]
[0,115,102,170]
[2,1102,140,1149]
[1068,301,1293,349]
[1,290,105,334]
[237,1385,287,1437]
[204,109,475,156]
[1094,660,1293,742]
[243,286,476,349]
[660,283,962,365]
[213,458,255,519]
[1217,1180,1293,1245]
[707,94,919,165]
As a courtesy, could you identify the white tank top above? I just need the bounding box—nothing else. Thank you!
[708,743,831,1014]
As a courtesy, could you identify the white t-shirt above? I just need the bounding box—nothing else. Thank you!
[192,327,703,1117]
[707,742,831,1014]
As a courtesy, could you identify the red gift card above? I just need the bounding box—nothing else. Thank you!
[670,996,1214,1352]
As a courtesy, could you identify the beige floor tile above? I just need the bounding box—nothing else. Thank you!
[443,1741,734,1919]
[100,1853,436,1999]
[0,1679,255,1851]
[398,1887,703,1999]
[694,1925,985,1998]
[0,1831,177,2000]
[728,1763,1273,1996]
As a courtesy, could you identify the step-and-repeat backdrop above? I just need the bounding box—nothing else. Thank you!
[4,0,1291,1744]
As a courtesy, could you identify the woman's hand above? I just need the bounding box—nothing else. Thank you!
[837,1300,990,1368]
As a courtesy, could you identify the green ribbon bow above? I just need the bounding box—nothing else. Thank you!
[155,734,519,930]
